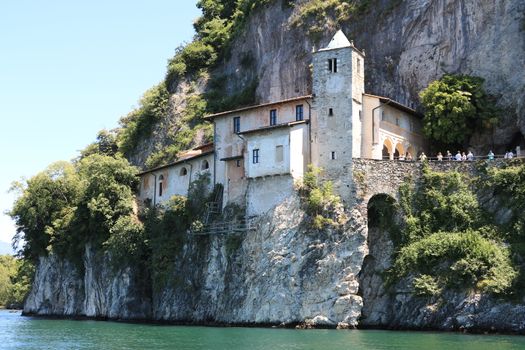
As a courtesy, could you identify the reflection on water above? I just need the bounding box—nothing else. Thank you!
[1,310,524,350]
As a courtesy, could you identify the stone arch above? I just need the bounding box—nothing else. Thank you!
[358,193,398,326]
[394,143,404,160]
[405,145,415,160]
[382,138,394,160]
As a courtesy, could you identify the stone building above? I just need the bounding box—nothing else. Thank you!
[138,31,427,211]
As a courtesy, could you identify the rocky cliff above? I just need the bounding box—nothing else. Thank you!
[25,196,368,328]
[210,0,524,152]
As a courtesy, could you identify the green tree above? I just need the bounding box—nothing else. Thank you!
[10,162,81,261]
[419,74,499,145]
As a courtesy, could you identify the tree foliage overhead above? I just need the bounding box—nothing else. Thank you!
[419,74,499,145]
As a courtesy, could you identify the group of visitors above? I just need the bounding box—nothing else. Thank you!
[415,148,521,162]
[433,150,475,161]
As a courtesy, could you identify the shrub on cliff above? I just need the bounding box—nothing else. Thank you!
[298,165,345,229]
[394,231,516,294]
[419,74,499,145]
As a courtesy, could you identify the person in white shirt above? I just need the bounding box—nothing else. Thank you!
[437,152,443,161]
[467,151,474,161]
[455,151,462,161]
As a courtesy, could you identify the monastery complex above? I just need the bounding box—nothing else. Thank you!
[138,31,426,216]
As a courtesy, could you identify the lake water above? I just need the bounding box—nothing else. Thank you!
[1,310,525,350]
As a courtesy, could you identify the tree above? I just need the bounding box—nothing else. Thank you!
[419,74,499,145]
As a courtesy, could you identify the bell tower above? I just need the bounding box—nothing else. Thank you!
[311,30,365,200]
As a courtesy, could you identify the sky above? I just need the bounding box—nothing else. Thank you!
[0,1,201,248]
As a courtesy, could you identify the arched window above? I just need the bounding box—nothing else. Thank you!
[180,167,187,176]
[158,175,164,197]
[201,160,209,170]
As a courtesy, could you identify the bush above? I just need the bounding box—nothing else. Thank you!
[394,231,516,294]
[298,165,344,229]
[413,274,442,297]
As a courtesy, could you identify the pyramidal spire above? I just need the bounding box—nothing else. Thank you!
[325,30,352,50]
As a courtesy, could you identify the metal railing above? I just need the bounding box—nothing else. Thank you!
[190,218,256,236]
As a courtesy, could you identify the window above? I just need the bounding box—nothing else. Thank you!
[252,149,259,164]
[180,167,187,176]
[275,145,284,162]
[236,159,241,167]
[357,58,361,74]
[158,175,164,197]
[329,108,334,116]
[201,160,209,170]
[233,116,240,133]
[296,105,304,121]
[395,117,400,126]
[359,110,362,121]
[381,112,386,121]
[270,109,277,126]
[331,151,337,160]
[328,58,338,73]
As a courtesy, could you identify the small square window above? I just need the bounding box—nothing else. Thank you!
[329,108,334,116]
[328,58,338,73]
[236,159,241,167]
[252,149,259,164]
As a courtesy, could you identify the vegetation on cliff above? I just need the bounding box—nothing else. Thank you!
[419,74,499,146]
[389,163,525,297]
[0,256,33,308]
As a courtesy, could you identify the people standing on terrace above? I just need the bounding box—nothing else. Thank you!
[437,152,443,161]
[467,151,474,161]
[455,151,462,161]
[488,150,495,160]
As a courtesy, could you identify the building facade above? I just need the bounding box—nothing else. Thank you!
[138,31,427,213]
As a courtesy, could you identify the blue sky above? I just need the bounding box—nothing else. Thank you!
[0,1,200,247]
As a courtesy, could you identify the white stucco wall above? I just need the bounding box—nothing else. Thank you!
[289,123,309,179]
[245,128,291,178]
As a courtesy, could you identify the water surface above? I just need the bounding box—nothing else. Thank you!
[1,310,524,349]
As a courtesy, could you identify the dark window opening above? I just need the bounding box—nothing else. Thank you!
[236,159,241,167]
[233,116,240,133]
[396,118,400,126]
[158,175,164,197]
[270,109,277,126]
[253,149,260,164]
[328,58,338,73]
[296,105,304,121]
[201,160,209,170]
[359,110,362,121]
[329,108,334,116]
[331,151,336,160]
[180,167,187,176]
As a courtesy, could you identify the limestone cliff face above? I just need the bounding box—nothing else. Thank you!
[24,245,151,320]
[216,0,525,151]
[25,196,367,328]
[131,0,524,167]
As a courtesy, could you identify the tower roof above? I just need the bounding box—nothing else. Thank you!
[323,30,352,50]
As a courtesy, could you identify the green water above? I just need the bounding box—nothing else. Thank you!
[1,310,525,350]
